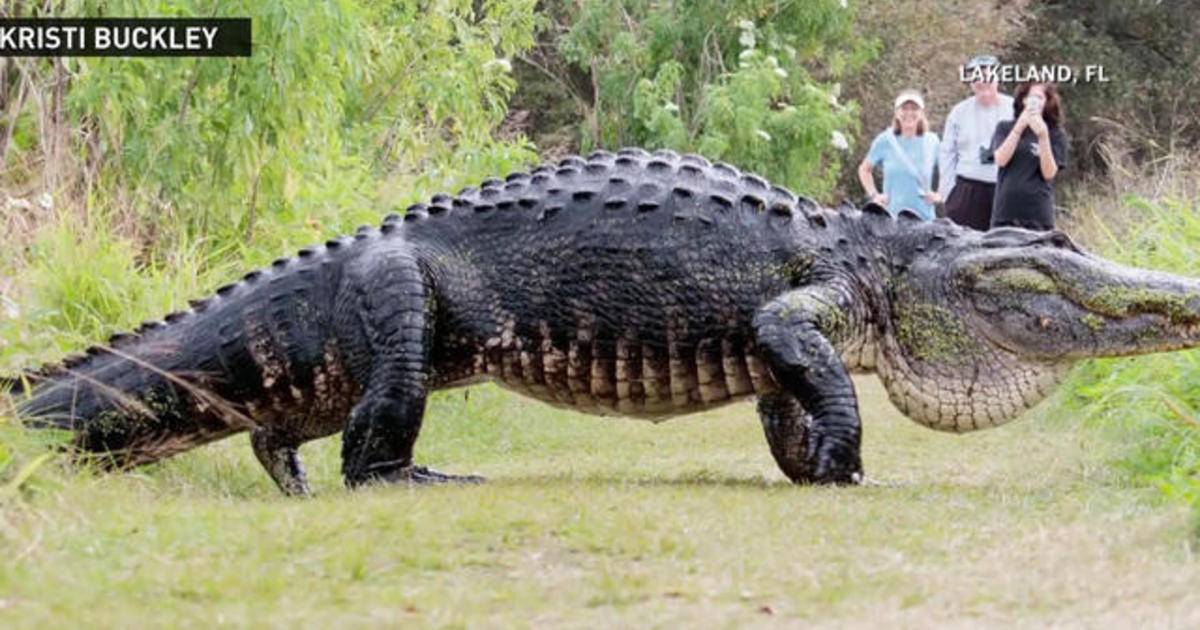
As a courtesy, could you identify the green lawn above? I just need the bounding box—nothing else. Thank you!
[2,377,1198,628]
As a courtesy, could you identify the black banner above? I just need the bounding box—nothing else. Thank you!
[0,18,251,57]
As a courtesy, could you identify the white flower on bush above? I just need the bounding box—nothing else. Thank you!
[774,67,788,79]
[5,196,31,212]
[739,30,755,49]
[754,129,772,142]
[663,102,679,114]
[483,58,512,73]
[831,130,849,151]
[737,19,754,30]
[0,295,18,320]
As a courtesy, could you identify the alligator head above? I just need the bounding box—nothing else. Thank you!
[872,223,1200,432]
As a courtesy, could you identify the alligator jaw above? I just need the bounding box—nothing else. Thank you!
[961,236,1200,362]
[873,226,1200,433]
[1065,265,1200,358]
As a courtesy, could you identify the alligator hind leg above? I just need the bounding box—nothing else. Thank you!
[340,385,484,487]
[251,428,311,496]
[752,285,863,484]
[338,243,483,488]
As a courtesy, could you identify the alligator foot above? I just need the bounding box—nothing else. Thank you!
[855,474,907,488]
[855,473,879,486]
[352,461,486,487]
[391,465,486,485]
[250,429,312,497]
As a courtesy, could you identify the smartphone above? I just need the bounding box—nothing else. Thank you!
[1026,95,1043,114]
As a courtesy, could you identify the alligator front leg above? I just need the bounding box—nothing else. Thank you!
[338,243,484,488]
[757,392,816,483]
[752,285,863,484]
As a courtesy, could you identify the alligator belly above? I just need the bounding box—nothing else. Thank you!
[448,340,780,422]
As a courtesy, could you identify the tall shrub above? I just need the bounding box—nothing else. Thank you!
[531,0,869,197]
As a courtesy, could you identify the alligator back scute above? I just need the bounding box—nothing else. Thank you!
[392,151,836,419]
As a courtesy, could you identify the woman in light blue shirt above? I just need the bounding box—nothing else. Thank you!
[857,90,941,220]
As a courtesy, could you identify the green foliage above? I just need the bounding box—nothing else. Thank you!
[1061,192,1200,507]
[57,0,538,257]
[0,212,230,364]
[0,0,539,363]
[554,0,867,197]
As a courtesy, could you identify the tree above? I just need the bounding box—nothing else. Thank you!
[520,0,869,198]
[1011,0,1200,171]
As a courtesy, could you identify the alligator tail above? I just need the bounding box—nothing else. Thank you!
[11,331,253,467]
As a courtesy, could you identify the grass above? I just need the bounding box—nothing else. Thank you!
[1058,158,1200,509]
[2,151,1197,627]
[3,378,1199,628]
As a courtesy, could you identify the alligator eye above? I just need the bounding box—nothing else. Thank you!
[1035,230,1082,253]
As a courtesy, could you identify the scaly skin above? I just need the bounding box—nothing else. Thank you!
[5,147,1200,495]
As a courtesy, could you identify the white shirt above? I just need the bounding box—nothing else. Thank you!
[938,93,1014,198]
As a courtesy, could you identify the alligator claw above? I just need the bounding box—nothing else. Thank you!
[378,464,486,486]
[811,464,861,485]
[807,437,862,485]
[854,474,903,487]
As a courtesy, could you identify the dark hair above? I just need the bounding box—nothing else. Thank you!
[891,116,927,135]
[1013,82,1064,126]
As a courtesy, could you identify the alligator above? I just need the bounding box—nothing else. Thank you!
[4,147,1200,495]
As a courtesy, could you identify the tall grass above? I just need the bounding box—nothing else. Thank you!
[0,0,541,359]
[0,0,541,495]
[1058,156,1200,511]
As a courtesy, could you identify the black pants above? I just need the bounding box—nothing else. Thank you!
[944,176,995,231]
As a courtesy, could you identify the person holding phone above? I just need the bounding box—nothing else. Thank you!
[989,82,1069,230]
[857,90,941,221]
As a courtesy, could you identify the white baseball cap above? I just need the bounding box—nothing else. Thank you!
[894,90,925,109]
[965,54,1000,71]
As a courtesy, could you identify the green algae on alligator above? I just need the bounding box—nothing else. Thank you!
[5,148,1200,494]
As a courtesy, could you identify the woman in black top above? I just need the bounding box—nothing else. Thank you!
[989,82,1068,230]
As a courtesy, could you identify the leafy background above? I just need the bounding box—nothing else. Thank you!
[1,2,1199,622]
